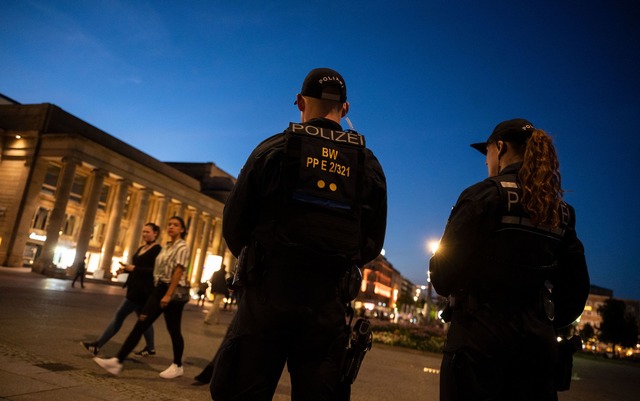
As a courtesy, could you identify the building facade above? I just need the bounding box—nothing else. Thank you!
[577,285,614,333]
[0,102,235,285]
[355,254,423,322]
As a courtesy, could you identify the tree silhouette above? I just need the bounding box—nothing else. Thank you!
[580,323,595,342]
[598,299,639,356]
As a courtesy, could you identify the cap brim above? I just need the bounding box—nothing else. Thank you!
[470,142,488,155]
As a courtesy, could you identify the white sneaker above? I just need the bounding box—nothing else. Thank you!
[159,363,183,379]
[93,357,123,375]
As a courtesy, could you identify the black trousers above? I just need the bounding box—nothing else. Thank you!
[440,307,558,401]
[72,271,85,287]
[117,283,185,365]
[209,268,350,401]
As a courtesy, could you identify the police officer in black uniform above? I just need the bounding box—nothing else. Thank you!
[429,118,590,401]
[209,68,387,401]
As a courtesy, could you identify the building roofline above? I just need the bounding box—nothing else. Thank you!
[0,103,200,189]
[0,93,21,105]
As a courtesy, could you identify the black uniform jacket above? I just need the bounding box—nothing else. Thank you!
[429,163,590,329]
[223,118,387,269]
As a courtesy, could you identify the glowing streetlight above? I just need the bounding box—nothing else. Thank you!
[424,238,440,323]
[428,239,440,255]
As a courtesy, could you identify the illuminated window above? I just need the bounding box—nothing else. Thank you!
[122,192,132,218]
[32,207,50,230]
[373,283,392,298]
[98,185,110,211]
[62,214,76,236]
[41,165,61,196]
[69,175,87,204]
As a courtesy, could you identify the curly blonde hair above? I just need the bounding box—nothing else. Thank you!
[518,129,563,228]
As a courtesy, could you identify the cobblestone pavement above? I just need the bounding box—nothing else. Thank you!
[1,267,639,400]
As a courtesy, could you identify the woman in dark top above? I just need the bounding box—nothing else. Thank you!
[81,223,161,356]
[94,216,191,379]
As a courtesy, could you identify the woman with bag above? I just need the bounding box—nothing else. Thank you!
[81,223,161,357]
[94,216,191,379]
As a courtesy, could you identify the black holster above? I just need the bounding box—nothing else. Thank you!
[339,318,372,384]
[338,265,362,303]
[555,335,582,391]
[230,246,249,289]
[231,242,265,289]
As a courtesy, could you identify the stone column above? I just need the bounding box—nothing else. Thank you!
[210,218,223,255]
[194,214,213,284]
[176,202,186,218]
[145,193,159,224]
[98,179,130,277]
[124,187,152,263]
[6,157,49,267]
[34,156,80,274]
[221,243,235,276]
[185,209,200,282]
[70,168,107,277]
[186,208,200,253]
[155,196,169,243]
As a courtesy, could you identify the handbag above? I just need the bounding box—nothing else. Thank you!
[170,285,191,304]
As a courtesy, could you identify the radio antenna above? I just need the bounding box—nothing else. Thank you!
[345,116,354,130]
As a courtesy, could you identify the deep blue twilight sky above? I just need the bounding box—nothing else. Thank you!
[2,1,639,299]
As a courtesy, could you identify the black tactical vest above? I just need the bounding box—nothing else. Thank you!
[272,122,366,263]
[487,174,571,272]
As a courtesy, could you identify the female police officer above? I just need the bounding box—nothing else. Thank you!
[429,118,590,401]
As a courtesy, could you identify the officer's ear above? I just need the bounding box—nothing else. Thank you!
[496,140,507,157]
[296,94,305,111]
[341,102,350,118]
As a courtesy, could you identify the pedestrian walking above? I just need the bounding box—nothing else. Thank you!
[93,216,191,379]
[196,281,209,307]
[204,266,229,324]
[81,223,161,357]
[71,256,87,288]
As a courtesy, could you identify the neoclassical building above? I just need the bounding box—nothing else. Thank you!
[0,98,236,286]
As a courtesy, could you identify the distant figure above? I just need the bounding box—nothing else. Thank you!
[81,223,161,357]
[223,286,236,310]
[204,266,228,324]
[430,118,590,401]
[71,257,87,288]
[94,216,190,380]
[196,281,209,307]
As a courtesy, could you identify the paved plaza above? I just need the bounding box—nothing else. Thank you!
[1,267,638,400]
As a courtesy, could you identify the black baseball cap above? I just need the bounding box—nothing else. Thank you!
[296,68,347,103]
[470,118,536,155]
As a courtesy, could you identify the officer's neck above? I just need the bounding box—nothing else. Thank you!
[303,118,343,131]
[302,110,342,125]
[498,153,523,173]
[498,162,523,175]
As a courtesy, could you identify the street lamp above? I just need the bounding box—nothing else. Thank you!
[425,239,440,323]
[428,239,440,255]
